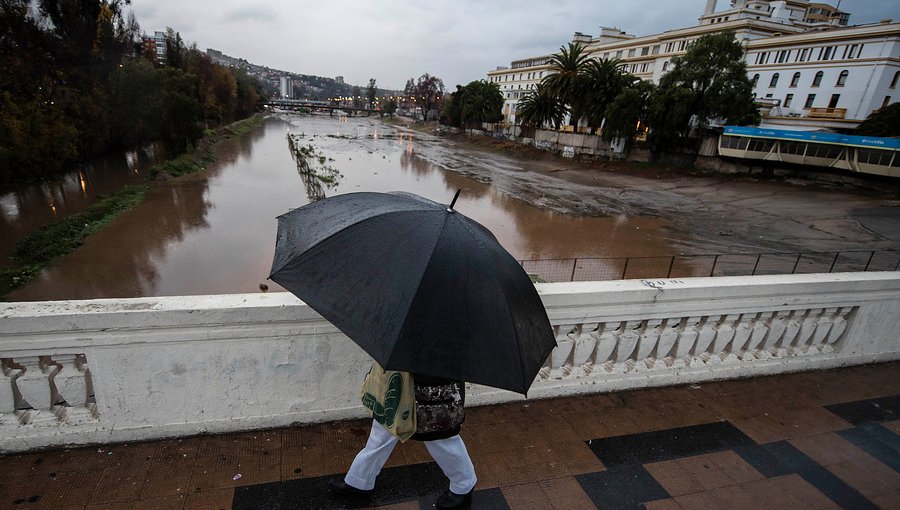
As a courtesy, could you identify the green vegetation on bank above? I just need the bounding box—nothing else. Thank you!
[0,114,265,299]
[1,185,147,298]
[153,115,264,178]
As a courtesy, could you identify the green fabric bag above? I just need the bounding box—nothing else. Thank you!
[360,362,417,442]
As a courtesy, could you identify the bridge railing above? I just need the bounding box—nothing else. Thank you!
[520,249,900,283]
[1,272,899,452]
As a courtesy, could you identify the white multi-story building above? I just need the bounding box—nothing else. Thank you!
[487,0,899,131]
[279,76,293,99]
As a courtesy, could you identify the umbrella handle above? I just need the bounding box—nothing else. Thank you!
[448,189,461,212]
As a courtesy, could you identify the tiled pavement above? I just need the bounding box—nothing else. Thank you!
[1,362,898,509]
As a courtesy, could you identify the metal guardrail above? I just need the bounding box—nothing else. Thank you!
[520,250,900,283]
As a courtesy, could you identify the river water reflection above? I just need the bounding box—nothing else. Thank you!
[9,115,673,301]
[0,146,162,270]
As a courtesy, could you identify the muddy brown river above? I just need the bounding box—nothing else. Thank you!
[5,114,899,301]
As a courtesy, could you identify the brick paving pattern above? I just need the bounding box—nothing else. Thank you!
[0,362,897,509]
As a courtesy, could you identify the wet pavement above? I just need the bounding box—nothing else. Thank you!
[6,114,899,301]
[1,362,897,509]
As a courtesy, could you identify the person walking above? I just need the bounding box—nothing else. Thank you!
[329,372,476,509]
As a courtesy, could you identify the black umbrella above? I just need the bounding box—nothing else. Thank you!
[269,191,555,394]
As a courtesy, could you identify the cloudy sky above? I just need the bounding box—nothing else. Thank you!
[130,0,898,90]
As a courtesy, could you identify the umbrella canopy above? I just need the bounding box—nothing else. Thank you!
[270,191,555,394]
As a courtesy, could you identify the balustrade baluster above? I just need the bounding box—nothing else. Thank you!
[1,360,20,425]
[12,357,59,425]
[795,308,822,353]
[657,318,680,367]
[610,320,641,371]
[693,315,719,362]
[556,325,581,376]
[50,354,95,423]
[550,325,576,371]
[636,319,663,370]
[728,314,754,360]
[740,312,772,359]
[593,322,620,371]
[77,355,98,419]
[823,307,853,349]
[574,323,600,374]
[672,317,701,367]
[810,306,837,350]
[539,327,557,379]
[778,310,804,355]
[709,314,739,362]
[761,310,790,357]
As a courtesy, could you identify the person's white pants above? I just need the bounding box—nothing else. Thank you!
[344,420,477,495]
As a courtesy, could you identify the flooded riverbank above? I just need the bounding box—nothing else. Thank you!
[0,146,162,270]
[7,114,899,301]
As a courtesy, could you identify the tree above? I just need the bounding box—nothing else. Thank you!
[158,67,202,153]
[514,83,566,131]
[461,80,503,127]
[582,58,633,134]
[366,78,377,110]
[0,1,264,183]
[647,30,759,152]
[383,96,398,118]
[542,42,591,127]
[440,85,465,128]
[440,80,503,128]
[601,80,655,150]
[415,73,444,121]
[109,59,164,148]
[403,78,416,109]
[855,103,900,137]
[351,85,362,109]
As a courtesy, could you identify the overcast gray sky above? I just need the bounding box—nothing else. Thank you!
[130,0,898,90]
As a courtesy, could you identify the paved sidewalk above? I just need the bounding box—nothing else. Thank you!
[1,362,898,509]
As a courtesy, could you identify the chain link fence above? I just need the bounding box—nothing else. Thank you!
[520,250,900,283]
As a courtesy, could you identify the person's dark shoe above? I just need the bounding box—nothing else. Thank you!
[327,478,373,505]
[436,488,473,509]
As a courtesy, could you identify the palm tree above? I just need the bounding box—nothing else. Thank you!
[582,58,633,134]
[515,83,566,133]
[542,42,591,128]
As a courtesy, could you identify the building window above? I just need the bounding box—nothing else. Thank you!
[651,45,660,55]
[615,50,623,58]
[628,49,636,57]
[828,94,840,108]
[836,70,848,87]
[662,61,669,72]
[641,47,649,56]
[891,71,899,88]
[790,72,800,87]
[812,71,823,87]
[784,94,793,107]
[751,74,759,87]
[805,94,816,108]
[882,96,891,108]
[769,73,779,87]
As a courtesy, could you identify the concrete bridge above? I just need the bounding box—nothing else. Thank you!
[265,99,381,115]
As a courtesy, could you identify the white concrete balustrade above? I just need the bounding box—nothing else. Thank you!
[0,272,898,452]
